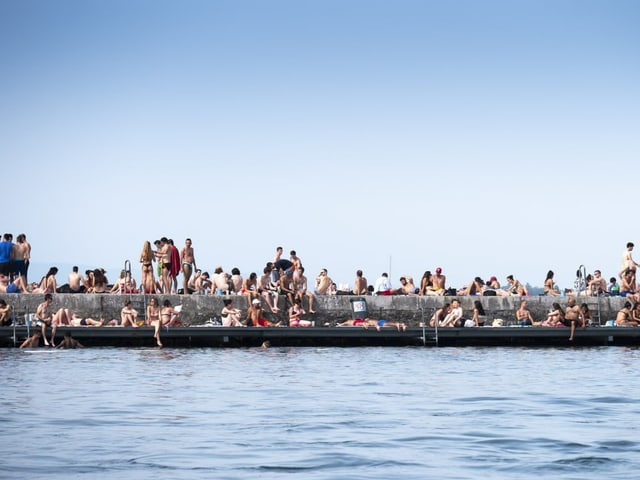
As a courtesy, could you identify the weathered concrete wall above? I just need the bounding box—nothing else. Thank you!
[0,293,625,326]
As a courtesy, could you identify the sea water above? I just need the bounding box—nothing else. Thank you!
[1,346,639,479]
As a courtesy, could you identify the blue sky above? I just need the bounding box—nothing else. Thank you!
[2,0,639,291]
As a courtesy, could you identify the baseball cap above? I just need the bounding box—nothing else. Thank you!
[436,267,442,274]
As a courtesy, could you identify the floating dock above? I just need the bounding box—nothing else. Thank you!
[2,325,639,348]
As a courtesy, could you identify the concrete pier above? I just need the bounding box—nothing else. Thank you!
[0,293,625,326]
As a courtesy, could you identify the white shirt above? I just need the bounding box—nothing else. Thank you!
[374,276,392,292]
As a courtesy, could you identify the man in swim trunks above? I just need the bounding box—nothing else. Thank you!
[0,233,13,277]
[294,266,316,314]
[314,268,333,295]
[180,238,197,295]
[515,300,537,326]
[432,267,446,295]
[0,274,27,293]
[361,318,407,332]
[247,299,281,327]
[564,298,584,341]
[14,234,31,283]
[35,293,54,346]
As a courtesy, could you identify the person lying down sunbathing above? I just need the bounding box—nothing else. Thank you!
[336,318,407,331]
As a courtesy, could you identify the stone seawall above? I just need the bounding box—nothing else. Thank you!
[0,294,625,326]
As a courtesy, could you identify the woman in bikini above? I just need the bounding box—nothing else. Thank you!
[288,299,313,327]
[616,302,638,326]
[541,302,564,327]
[160,300,181,327]
[139,241,156,294]
[31,267,58,294]
[543,270,561,296]
[471,300,487,327]
[146,297,163,346]
[110,270,138,294]
[146,297,160,326]
[92,269,108,293]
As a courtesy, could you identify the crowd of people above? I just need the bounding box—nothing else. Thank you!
[2,234,640,302]
[16,293,183,348]
[4,235,640,347]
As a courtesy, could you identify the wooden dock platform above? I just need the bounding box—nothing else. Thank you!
[2,325,639,348]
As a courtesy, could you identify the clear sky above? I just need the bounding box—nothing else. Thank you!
[2,0,639,291]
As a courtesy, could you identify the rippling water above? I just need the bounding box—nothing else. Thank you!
[2,346,640,479]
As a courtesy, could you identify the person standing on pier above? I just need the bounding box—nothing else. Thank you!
[156,238,171,294]
[180,238,196,295]
[621,242,639,285]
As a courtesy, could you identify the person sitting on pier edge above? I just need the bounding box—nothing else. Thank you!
[374,272,393,295]
[259,266,280,313]
[56,265,84,294]
[0,299,13,326]
[221,299,245,327]
[314,268,333,295]
[120,300,139,327]
[242,272,260,303]
[440,299,464,327]
[467,300,487,327]
[161,300,181,327]
[288,298,313,327]
[563,298,584,341]
[194,271,211,294]
[619,270,639,303]
[540,302,564,327]
[615,301,638,326]
[608,277,620,296]
[294,266,316,313]
[432,267,446,295]
[543,270,561,296]
[486,276,501,290]
[429,303,450,327]
[587,270,607,296]
[459,277,485,296]
[515,300,536,326]
[230,267,243,294]
[248,299,281,327]
[279,268,296,308]
[352,269,368,295]
[399,276,418,295]
[419,271,435,296]
[497,275,528,296]
[581,304,594,326]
